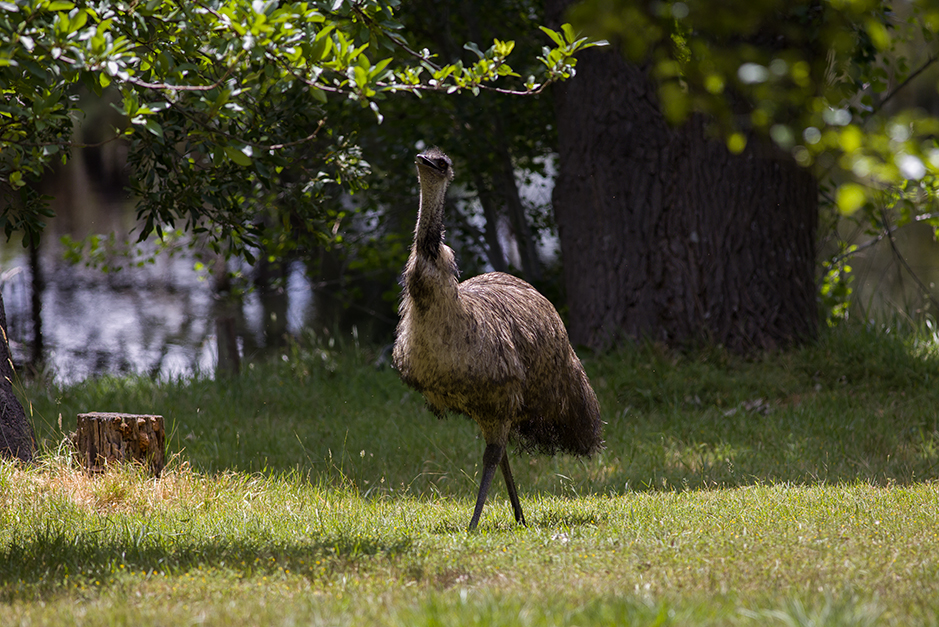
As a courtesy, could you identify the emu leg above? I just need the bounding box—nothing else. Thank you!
[468,443,504,531]
[500,452,526,526]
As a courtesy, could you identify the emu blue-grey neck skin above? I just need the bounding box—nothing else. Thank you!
[414,148,454,261]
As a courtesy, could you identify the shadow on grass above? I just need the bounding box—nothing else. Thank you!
[427,493,609,533]
[0,522,413,601]
[552,323,939,496]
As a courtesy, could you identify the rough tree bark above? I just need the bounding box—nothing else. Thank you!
[0,291,35,462]
[548,39,817,352]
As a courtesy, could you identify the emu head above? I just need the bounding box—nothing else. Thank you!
[416,148,454,183]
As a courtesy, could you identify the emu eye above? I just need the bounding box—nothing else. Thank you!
[433,158,448,170]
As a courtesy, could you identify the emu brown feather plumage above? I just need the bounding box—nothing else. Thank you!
[393,148,603,530]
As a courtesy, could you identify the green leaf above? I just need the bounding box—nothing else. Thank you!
[71,8,88,30]
[865,18,891,51]
[464,42,484,59]
[561,23,577,44]
[539,26,564,47]
[836,183,868,215]
[353,65,368,88]
[224,145,252,167]
[143,119,163,139]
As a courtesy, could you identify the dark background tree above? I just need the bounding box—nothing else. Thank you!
[545,0,939,351]
[547,0,818,351]
[0,292,34,462]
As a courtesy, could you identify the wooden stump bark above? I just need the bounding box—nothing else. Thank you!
[75,412,165,476]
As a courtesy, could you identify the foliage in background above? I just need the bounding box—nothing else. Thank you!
[569,0,939,322]
[0,0,597,259]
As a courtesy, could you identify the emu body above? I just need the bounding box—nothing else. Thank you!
[393,148,603,530]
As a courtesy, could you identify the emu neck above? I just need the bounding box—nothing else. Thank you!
[415,172,448,260]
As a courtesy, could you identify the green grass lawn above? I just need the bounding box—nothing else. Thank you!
[3,324,939,625]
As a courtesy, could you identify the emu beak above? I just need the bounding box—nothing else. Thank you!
[416,153,448,176]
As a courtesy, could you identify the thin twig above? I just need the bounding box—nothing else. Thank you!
[374,80,547,96]
[825,210,939,271]
[122,50,244,92]
[875,53,938,114]
[825,231,887,270]
[266,119,326,150]
[880,207,939,313]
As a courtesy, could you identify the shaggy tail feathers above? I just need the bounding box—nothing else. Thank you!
[514,380,604,457]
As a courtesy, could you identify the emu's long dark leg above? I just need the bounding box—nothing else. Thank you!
[468,443,504,531]
[500,451,526,526]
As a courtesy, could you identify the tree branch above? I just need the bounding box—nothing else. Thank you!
[875,53,939,114]
[825,209,939,270]
[122,50,245,92]
[880,207,939,313]
[266,119,326,150]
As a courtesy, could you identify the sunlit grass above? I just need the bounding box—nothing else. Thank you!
[3,322,939,625]
[2,456,938,625]
[21,323,939,496]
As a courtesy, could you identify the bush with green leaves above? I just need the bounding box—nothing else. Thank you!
[0,0,599,256]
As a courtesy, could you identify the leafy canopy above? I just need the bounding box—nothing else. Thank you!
[0,0,599,253]
[570,0,939,322]
[571,0,939,210]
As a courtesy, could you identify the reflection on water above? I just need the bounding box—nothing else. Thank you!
[0,234,316,385]
[33,253,216,383]
[0,138,318,385]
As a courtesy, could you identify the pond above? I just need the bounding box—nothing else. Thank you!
[0,141,322,385]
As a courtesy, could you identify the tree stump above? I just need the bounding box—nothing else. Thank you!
[75,412,165,477]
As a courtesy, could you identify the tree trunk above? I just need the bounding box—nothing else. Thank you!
[216,315,241,377]
[473,171,509,273]
[0,291,35,462]
[497,142,542,283]
[549,45,817,352]
[28,237,43,370]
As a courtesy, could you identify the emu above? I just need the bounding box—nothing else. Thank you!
[392,147,603,531]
